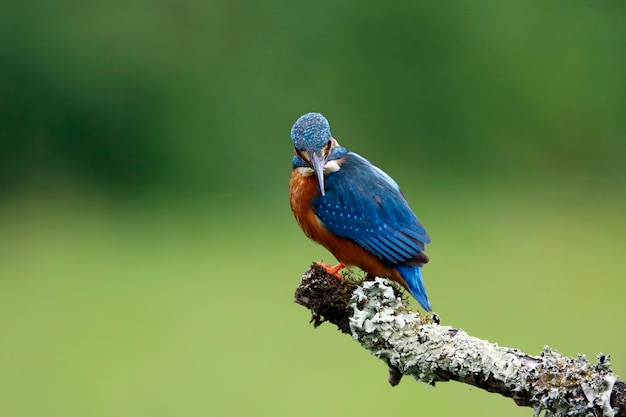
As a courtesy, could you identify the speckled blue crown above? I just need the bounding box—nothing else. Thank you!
[291,112,331,151]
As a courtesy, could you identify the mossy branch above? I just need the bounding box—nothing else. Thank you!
[293,263,626,417]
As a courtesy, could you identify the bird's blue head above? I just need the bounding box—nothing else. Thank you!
[291,112,347,196]
[291,112,331,152]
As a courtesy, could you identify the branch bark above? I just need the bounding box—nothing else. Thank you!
[293,263,626,417]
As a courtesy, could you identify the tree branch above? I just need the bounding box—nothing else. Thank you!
[293,263,626,417]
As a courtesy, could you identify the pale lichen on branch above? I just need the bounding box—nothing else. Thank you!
[293,264,625,417]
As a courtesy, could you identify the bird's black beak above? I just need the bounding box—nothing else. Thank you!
[310,152,327,196]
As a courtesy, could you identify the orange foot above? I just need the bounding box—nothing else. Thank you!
[316,262,345,279]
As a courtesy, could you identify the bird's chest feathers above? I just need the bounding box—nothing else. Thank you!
[289,165,340,242]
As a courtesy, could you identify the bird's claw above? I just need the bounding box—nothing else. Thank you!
[316,262,345,279]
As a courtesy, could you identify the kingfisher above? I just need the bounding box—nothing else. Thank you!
[289,112,433,311]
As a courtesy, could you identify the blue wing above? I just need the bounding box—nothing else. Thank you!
[312,152,430,265]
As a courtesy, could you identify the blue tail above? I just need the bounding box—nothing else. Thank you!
[394,265,431,311]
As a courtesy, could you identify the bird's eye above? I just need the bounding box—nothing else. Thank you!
[326,140,332,148]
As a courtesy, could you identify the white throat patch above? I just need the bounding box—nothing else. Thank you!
[323,160,340,174]
[296,160,341,177]
[296,167,315,176]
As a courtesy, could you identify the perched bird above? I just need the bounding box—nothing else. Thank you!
[289,112,433,311]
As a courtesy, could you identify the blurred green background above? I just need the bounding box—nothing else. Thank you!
[1,1,625,416]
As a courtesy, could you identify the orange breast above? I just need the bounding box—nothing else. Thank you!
[289,170,408,289]
[289,170,329,243]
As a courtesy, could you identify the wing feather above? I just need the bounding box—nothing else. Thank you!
[369,236,403,263]
[313,152,429,266]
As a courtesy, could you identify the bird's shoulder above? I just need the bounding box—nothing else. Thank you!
[333,152,399,188]
[323,152,403,206]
